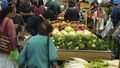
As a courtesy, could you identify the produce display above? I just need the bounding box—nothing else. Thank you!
[61,58,119,68]
[52,21,87,31]
[52,21,114,50]
[58,13,64,20]
[63,61,109,68]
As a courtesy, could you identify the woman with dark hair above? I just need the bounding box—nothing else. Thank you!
[0,5,17,68]
[33,0,46,16]
[18,17,58,68]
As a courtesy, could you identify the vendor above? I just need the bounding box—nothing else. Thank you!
[64,0,80,21]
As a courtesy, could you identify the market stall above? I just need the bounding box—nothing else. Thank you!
[51,21,115,61]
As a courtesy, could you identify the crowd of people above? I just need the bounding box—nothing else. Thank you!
[0,0,61,68]
[0,0,120,68]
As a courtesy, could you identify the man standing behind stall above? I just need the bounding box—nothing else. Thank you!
[46,0,61,20]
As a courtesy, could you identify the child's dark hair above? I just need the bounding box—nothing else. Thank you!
[25,15,53,36]
[38,21,53,35]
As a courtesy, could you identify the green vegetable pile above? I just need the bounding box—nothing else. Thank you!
[52,26,114,50]
[61,61,109,68]
[89,62,109,68]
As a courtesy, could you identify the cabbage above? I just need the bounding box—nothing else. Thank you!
[76,31,84,37]
[83,30,91,35]
[64,26,74,32]
[61,30,68,35]
[53,32,64,41]
[52,28,60,35]
[68,31,76,36]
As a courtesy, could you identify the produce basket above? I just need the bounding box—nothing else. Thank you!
[57,49,112,61]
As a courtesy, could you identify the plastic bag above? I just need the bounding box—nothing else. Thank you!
[100,16,113,38]
[112,25,120,38]
[0,52,18,68]
[9,49,19,61]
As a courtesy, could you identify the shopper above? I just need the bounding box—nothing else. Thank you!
[46,0,61,20]
[19,0,33,23]
[64,0,79,21]
[34,0,46,16]
[18,16,58,68]
[0,5,17,68]
[12,5,25,35]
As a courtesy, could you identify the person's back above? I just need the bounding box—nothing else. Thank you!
[18,16,57,68]
[64,1,79,21]
[22,34,57,68]
[0,5,17,68]
[64,7,79,21]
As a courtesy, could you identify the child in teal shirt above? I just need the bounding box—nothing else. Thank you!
[18,16,57,68]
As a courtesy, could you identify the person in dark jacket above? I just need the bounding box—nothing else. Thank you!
[64,0,79,21]
[19,0,33,23]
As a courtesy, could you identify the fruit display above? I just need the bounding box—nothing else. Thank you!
[80,2,91,9]
[52,21,114,50]
[58,13,64,20]
[52,21,87,31]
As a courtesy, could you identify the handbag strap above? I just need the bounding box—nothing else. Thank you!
[39,15,51,68]
[47,34,50,68]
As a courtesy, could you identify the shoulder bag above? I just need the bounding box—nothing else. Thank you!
[0,19,14,54]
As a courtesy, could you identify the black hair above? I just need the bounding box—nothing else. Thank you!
[68,1,75,7]
[38,21,53,35]
[25,15,53,36]
[36,0,44,7]
[0,5,14,24]
[25,16,43,34]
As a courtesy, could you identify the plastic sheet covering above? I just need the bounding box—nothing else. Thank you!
[0,52,18,68]
[113,25,120,39]
[100,16,113,38]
